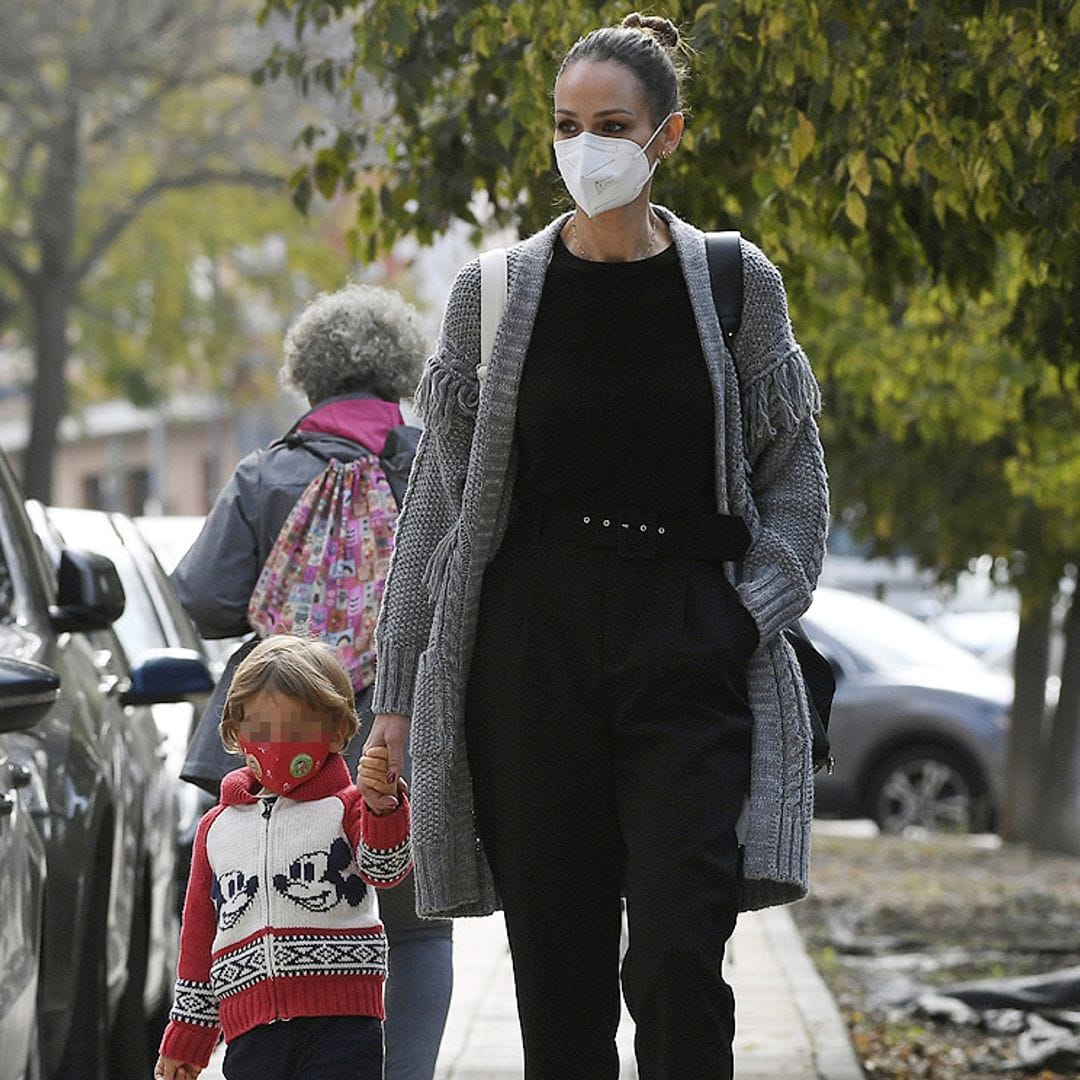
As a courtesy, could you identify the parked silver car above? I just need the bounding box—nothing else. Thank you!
[0,660,51,1080]
[42,507,216,893]
[1,446,207,1078]
[804,587,1010,833]
[135,514,245,670]
[12,483,211,1080]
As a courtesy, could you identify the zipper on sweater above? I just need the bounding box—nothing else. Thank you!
[260,795,283,1017]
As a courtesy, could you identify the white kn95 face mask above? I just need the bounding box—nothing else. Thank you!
[553,117,670,219]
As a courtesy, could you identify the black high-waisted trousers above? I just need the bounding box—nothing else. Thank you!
[465,518,756,1080]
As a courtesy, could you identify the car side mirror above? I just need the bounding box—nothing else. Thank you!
[121,649,216,707]
[0,658,61,732]
[50,548,126,632]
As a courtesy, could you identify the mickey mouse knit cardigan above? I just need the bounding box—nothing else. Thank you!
[372,206,829,917]
[159,756,410,1068]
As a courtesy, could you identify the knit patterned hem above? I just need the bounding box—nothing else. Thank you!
[219,973,386,1041]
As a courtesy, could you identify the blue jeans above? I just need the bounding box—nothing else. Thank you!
[356,704,454,1080]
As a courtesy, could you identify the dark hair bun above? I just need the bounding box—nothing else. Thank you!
[621,12,680,50]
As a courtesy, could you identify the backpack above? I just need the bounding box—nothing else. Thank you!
[246,428,417,692]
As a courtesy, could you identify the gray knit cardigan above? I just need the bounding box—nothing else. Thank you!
[372,206,829,916]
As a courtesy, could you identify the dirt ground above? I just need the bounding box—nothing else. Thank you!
[790,826,1080,1079]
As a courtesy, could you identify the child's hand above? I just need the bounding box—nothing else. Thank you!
[359,746,403,814]
[154,1054,202,1080]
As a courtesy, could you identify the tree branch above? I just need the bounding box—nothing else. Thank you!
[0,232,32,287]
[0,288,19,333]
[86,72,189,146]
[86,63,258,147]
[3,135,43,210]
[73,168,284,281]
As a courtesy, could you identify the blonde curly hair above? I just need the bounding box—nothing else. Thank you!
[281,283,428,405]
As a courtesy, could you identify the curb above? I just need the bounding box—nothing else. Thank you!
[758,905,865,1079]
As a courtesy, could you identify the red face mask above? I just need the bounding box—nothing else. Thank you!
[239,737,332,796]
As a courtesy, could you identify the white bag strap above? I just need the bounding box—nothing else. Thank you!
[478,247,508,368]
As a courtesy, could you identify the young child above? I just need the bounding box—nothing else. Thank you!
[154,635,410,1080]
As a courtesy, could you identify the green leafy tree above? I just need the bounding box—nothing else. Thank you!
[258,0,1080,848]
[72,185,356,411]
[797,245,1079,849]
[0,0,304,501]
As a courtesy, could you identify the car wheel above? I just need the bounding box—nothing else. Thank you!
[865,742,991,834]
[56,861,110,1080]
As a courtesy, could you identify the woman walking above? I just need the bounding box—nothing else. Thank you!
[361,14,829,1079]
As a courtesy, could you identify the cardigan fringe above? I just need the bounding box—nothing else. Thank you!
[415,360,479,434]
[741,345,822,442]
[421,521,462,601]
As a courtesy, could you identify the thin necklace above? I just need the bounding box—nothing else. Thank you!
[570,215,657,262]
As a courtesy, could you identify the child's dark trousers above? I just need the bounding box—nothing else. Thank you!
[222,1014,382,1080]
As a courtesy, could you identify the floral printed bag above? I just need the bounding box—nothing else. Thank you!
[247,455,398,691]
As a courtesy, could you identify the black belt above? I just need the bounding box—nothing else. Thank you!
[508,499,751,563]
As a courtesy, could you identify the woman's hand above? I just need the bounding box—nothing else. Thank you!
[358,745,407,815]
[360,712,410,812]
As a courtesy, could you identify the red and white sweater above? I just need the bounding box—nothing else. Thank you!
[159,756,410,1067]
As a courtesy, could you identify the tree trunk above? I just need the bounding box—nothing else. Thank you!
[1000,585,1053,843]
[21,101,79,503]
[1038,584,1080,853]
[23,282,73,503]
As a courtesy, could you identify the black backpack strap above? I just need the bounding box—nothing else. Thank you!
[705,230,743,353]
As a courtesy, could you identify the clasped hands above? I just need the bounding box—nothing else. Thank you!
[358,745,407,815]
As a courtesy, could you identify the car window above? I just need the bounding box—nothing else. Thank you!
[804,589,984,674]
[47,509,170,658]
[111,515,205,653]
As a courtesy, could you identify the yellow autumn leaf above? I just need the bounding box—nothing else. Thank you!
[845,189,867,229]
[932,188,948,226]
[851,150,873,196]
[790,111,816,167]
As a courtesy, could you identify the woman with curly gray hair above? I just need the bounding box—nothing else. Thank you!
[281,282,426,405]
[172,282,453,1080]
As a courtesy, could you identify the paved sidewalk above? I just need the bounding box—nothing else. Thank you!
[200,903,863,1079]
